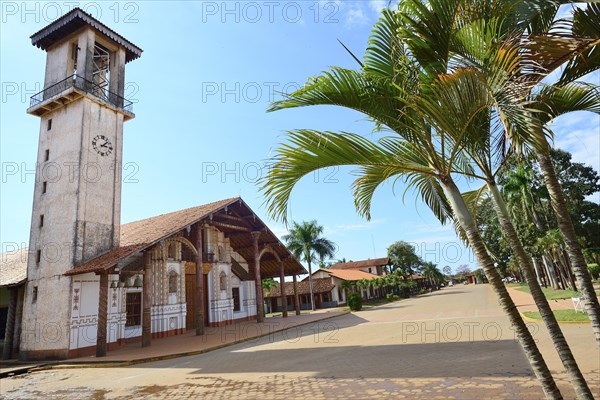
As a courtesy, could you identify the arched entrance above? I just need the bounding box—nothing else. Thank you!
[164,237,209,330]
[185,261,209,329]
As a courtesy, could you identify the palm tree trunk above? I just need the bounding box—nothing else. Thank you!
[533,257,548,288]
[307,258,315,311]
[532,257,543,287]
[442,178,562,399]
[536,146,600,346]
[562,250,578,292]
[543,254,559,289]
[489,182,593,399]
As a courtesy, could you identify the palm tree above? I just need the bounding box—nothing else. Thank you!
[260,6,564,398]
[482,2,600,343]
[422,262,442,290]
[283,220,336,311]
[435,50,595,398]
[396,2,597,395]
[503,166,546,230]
[355,278,371,299]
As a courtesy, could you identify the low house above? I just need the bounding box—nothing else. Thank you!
[409,274,428,290]
[466,269,487,284]
[265,278,335,312]
[329,257,389,276]
[312,268,381,304]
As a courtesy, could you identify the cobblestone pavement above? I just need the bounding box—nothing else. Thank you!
[2,285,598,399]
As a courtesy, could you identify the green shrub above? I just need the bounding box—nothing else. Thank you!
[347,293,363,311]
[386,293,393,302]
[588,263,600,280]
[418,288,428,295]
[392,294,399,301]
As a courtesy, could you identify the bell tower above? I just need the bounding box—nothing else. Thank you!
[21,8,142,359]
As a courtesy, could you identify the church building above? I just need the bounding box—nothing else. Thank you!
[2,8,305,361]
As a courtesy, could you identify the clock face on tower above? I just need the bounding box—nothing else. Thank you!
[92,135,113,156]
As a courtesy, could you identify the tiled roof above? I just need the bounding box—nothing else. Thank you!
[265,278,334,298]
[321,269,380,281]
[0,247,28,287]
[329,257,389,270]
[65,197,307,278]
[66,198,238,275]
[30,8,142,63]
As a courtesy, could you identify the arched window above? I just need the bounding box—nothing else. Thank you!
[168,243,177,260]
[168,270,178,293]
[219,271,227,291]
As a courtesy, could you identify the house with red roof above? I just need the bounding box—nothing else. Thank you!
[329,257,390,276]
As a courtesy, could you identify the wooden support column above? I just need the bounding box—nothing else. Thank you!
[195,226,205,335]
[252,231,264,323]
[13,287,24,356]
[279,259,288,318]
[142,251,152,347]
[293,274,301,315]
[96,272,109,357]
[2,287,18,359]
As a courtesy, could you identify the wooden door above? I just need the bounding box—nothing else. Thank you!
[185,273,210,329]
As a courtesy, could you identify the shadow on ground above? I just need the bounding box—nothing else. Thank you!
[135,312,532,380]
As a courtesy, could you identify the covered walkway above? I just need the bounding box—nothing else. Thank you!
[67,310,347,364]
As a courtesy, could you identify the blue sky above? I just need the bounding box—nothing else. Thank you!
[1,1,598,273]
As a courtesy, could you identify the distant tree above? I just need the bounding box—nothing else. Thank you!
[456,264,471,275]
[455,264,471,282]
[387,241,422,276]
[262,278,277,296]
[283,220,336,311]
[422,262,444,289]
[442,265,452,277]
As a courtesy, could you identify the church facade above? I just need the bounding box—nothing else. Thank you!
[6,9,305,361]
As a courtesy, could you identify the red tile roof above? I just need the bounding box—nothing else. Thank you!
[329,257,389,270]
[65,198,238,276]
[0,247,28,287]
[265,278,334,297]
[65,197,306,278]
[318,268,380,282]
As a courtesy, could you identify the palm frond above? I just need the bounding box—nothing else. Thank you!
[398,0,462,75]
[268,67,408,134]
[261,130,404,223]
[533,82,600,127]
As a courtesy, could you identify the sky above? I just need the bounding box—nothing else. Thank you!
[1,1,598,274]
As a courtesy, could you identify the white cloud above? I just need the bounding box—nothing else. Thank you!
[346,5,369,26]
[369,0,387,13]
[269,225,289,240]
[549,112,600,171]
[325,218,386,235]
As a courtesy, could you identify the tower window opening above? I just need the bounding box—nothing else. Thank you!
[40,214,44,228]
[92,43,111,100]
[32,287,38,303]
[42,182,47,194]
[44,149,49,161]
[71,42,79,75]
[36,249,41,264]
[47,119,52,130]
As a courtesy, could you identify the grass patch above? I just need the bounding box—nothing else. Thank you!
[508,283,600,300]
[523,310,590,322]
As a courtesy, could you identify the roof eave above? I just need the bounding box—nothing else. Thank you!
[30,8,142,63]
